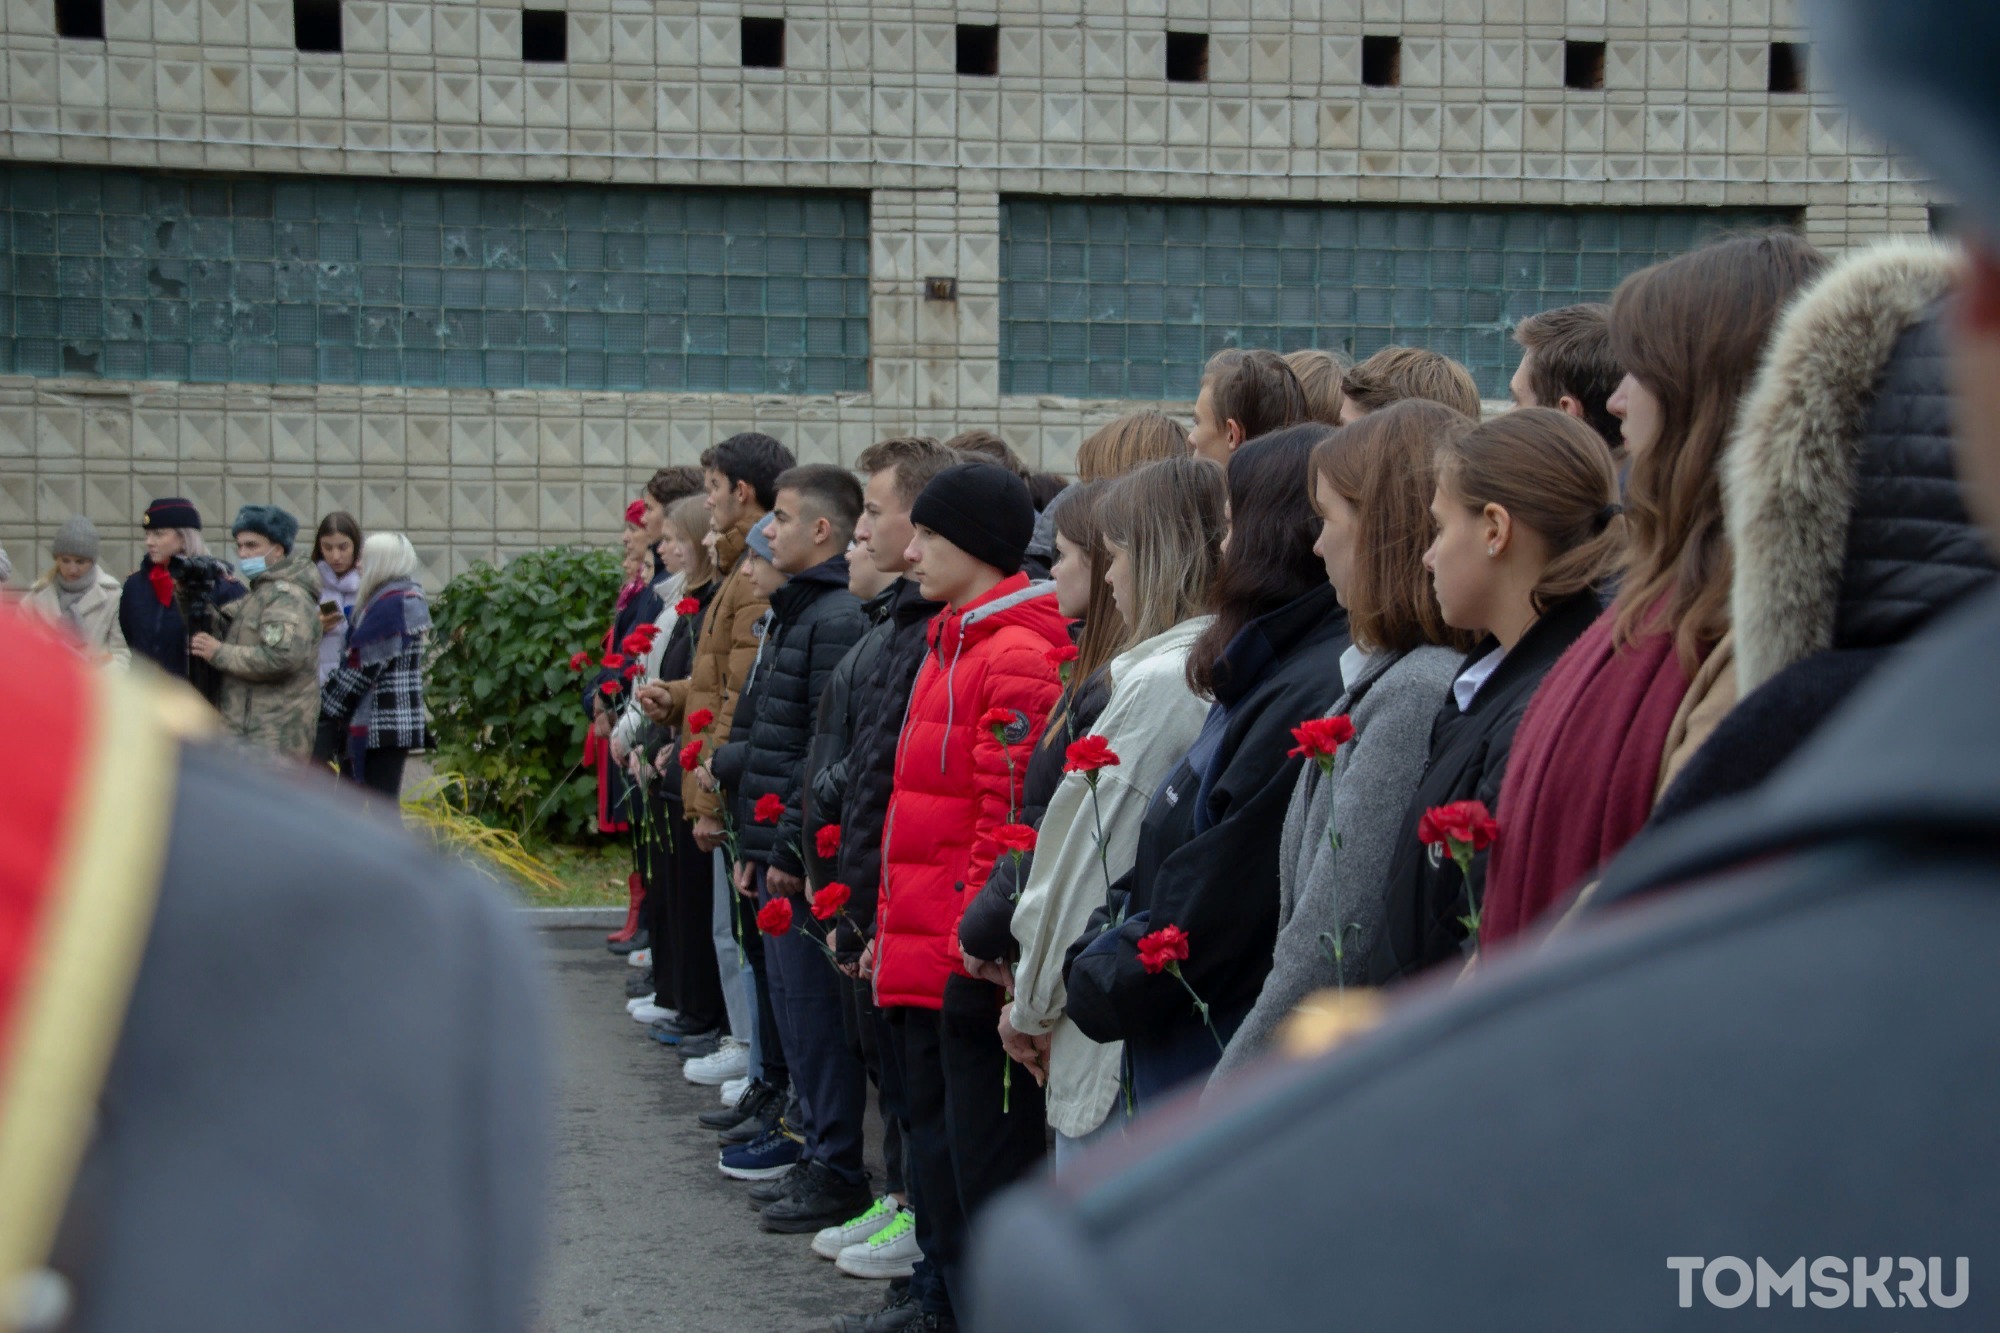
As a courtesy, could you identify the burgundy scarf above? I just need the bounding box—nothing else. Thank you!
[1480,605,1701,947]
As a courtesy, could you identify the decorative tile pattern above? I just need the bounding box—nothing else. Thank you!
[1000,198,1796,398]
[0,165,870,393]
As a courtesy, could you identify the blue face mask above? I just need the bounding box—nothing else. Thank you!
[238,555,267,579]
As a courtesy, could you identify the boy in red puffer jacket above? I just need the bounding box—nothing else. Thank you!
[867,461,1069,1331]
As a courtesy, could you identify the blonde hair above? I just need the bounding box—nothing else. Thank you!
[1341,346,1483,420]
[1097,457,1228,646]
[1076,412,1190,482]
[355,532,422,609]
[1284,348,1351,425]
[666,495,715,588]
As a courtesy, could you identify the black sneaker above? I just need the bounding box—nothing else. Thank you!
[828,1282,920,1333]
[698,1079,774,1130]
[607,927,649,957]
[718,1090,783,1146]
[624,970,654,999]
[911,1313,957,1332]
[674,1031,722,1060]
[760,1161,874,1234]
[747,1159,810,1207]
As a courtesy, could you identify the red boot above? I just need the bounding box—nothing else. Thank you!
[606,872,643,945]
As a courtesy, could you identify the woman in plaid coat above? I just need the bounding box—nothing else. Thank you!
[320,532,432,799]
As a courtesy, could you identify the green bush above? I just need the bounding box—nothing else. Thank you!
[428,545,624,840]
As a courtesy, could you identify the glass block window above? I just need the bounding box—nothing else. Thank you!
[1000,200,1798,400]
[0,166,870,394]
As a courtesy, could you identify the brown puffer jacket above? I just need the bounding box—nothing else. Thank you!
[653,514,768,819]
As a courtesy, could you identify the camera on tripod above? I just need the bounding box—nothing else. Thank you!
[169,552,235,705]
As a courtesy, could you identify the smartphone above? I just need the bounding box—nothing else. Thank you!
[320,600,340,617]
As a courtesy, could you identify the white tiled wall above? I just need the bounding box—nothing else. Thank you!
[0,0,1938,584]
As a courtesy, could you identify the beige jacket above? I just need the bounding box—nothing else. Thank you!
[1009,617,1212,1138]
[25,567,132,668]
[1655,631,1738,802]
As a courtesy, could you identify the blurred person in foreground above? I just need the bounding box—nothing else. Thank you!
[0,596,547,1333]
[968,5,2000,1326]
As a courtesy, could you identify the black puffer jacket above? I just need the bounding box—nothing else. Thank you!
[1064,583,1350,1101]
[1655,242,1995,825]
[712,556,866,873]
[804,582,898,898]
[826,579,943,953]
[957,653,1110,965]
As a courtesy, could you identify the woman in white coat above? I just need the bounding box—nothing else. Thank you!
[24,516,130,668]
[1004,457,1228,1167]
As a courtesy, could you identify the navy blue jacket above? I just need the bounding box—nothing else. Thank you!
[120,560,247,680]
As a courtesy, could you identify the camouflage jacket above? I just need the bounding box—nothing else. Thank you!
[210,548,323,759]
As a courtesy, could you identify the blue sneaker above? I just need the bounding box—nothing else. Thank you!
[719,1128,803,1181]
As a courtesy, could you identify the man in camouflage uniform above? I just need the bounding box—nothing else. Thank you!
[189,504,322,759]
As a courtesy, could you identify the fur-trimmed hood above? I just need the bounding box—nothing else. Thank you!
[1725,238,1995,693]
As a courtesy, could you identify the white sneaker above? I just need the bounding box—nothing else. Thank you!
[812,1196,902,1260]
[683,1037,750,1086]
[720,1075,751,1106]
[626,947,651,968]
[625,993,655,1014]
[836,1209,920,1279]
[630,1001,678,1025]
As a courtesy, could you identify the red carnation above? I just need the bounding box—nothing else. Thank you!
[756,897,793,936]
[980,707,1016,736]
[688,708,715,735]
[1063,735,1120,775]
[815,825,842,859]
[1287,714,1356,765]
[1136,923,1191,975]
[600,652,627,671]
[621,629,656,656]
[1418,800,1500,853]
[1046,643,1079,669]
[622,663,642,680]
[994,823,1037,855]
[675,596,700,617]
[599,680,621,697]
[678,741,703,772]
[568,650,591,672]
[754,793,785,824]
[811,881,852,920]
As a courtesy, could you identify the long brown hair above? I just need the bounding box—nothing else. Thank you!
[1609,230,1825,668]
[1312,400,1478,655]
[1077,411,1190,481]
[665,495,715,588]
[1435,407,1626,615]
[1097,457,1228,646]
[1186,424,1332,699]
[314,510,362,568]
[1051,481,1122,688]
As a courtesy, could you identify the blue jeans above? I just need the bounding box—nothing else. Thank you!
[1053,1104,1129,1173]
[709,851,758,1073]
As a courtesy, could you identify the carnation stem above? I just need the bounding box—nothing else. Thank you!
[1168,963,1224,1052]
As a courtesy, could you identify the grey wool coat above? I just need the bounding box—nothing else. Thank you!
[1212,644,1460,1082]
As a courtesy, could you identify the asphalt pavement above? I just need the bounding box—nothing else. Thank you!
[535,927,893,1333]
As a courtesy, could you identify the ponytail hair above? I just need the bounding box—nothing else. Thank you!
[1434,407,1626,615]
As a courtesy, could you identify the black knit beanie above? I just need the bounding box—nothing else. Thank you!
[910,462,1035,577]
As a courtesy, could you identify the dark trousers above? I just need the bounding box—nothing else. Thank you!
[341,746,407,798]
[741,868,787,1094]
[885,1006,965,1319]
[841,972,904,1196]
[642,798,723,1032]
[940,975,1048,1230]
[762,877,870,1184]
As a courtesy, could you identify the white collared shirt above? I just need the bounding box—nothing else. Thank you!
[1452,645,1507,713]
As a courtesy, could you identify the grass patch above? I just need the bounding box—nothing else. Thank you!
[521,841,632,907]
[402,770,629,906]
